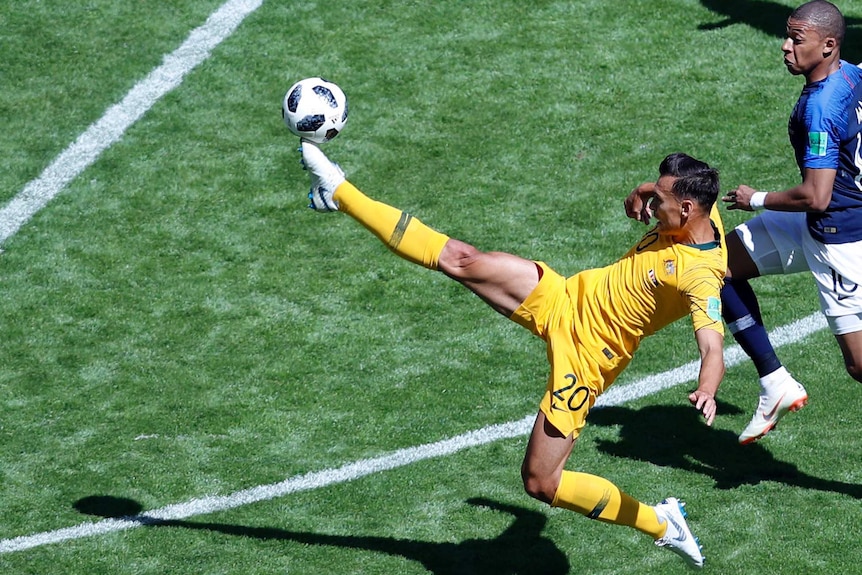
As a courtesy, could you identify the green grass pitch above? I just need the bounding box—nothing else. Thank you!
[2,0,862,573]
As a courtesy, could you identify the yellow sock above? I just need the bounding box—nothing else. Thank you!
[552,470,665,538]
[333,181,449,270]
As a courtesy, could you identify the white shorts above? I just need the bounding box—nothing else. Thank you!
[735,210,862,335]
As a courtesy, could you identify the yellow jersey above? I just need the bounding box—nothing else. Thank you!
[567,204,726,392]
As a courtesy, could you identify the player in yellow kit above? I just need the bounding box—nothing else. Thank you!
[300,143,725,568]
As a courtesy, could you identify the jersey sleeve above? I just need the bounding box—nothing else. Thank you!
[802,88,846,169]
[679,262,724,335]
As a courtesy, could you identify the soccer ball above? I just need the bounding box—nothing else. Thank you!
[282,77,348,144]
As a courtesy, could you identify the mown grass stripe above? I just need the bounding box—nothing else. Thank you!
[0,312,825,553]
[0,0,263,245]
[0,0,833,557]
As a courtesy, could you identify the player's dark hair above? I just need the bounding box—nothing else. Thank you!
[791,0,845,45]
[659,152,720,209]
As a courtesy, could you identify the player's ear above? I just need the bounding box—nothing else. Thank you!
[823,36,837,56]
[679,198,693,218]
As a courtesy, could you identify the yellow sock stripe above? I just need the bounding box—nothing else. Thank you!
[388,212,413,250]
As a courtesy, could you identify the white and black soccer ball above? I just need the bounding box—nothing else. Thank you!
[282,77,348,144]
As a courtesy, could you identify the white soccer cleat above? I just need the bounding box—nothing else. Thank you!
[738,373,808,445]
[300,140,345,212]
[654,497,705,569]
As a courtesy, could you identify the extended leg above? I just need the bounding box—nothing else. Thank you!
[301,141,540,317]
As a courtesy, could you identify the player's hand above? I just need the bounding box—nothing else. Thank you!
[688,390,716,426]
[624,182,656,224]
[722,185,757,211]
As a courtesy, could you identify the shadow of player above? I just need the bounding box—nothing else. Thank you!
[73,495,569,575]
[587,402,862,497]
[698,0,862,63]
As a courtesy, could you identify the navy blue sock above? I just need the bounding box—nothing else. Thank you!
[721,278,782,377]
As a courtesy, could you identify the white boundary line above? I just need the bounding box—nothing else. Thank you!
[0,0,263,246]
[0,312,826,554]
[0,0,831,557]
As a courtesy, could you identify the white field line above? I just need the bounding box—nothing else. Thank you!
[0,312,826,554]
[0,0,263,246]
[596,313,826,406]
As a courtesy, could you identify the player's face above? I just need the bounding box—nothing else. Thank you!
[782,18,830,79]
[649,175,683,234]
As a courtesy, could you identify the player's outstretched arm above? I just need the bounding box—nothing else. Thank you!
[722,167,836,212]
[689,327,724,426]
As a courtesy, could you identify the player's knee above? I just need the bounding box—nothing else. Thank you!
[846,362,862,383]
[520,466,556,504]
[438,239,484,280]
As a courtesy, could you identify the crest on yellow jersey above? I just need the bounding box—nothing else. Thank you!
[664,259,676,276]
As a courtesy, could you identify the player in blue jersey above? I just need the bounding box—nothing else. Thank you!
[722,0,862,443]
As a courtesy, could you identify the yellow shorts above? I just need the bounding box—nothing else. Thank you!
[510,262,604,439]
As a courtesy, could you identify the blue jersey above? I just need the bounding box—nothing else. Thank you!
[789,61,862,243]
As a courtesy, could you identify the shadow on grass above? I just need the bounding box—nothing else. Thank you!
[588,401,862,497]
[73,495,569,575]
[698,0,862,64]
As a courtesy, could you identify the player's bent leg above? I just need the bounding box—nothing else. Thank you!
[723,275,808,444]
[520,411,573,504]
[523,413,705,567]
[723,232,783,377]
[723,274,808,445]
[725,229,762,281]
[834,325,862,383]
[552,471,664,535]
[813,238,862,382]
[552,470,705,568]
[723,229,809,444]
